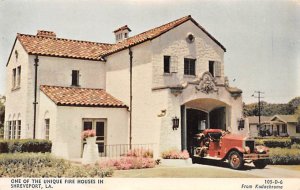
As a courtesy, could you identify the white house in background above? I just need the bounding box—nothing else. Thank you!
[4,15,244,159]
[247,115,300,138]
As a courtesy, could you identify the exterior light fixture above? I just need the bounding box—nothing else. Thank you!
[172,116,180,130]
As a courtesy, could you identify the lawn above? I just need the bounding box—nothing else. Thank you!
[113,166,258,178]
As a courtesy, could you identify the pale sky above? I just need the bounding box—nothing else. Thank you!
[0,0,299,104]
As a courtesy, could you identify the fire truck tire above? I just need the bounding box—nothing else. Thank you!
[253,160,267,169]
[228,150,244,170]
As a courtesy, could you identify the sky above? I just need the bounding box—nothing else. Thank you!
[0,0,299,104]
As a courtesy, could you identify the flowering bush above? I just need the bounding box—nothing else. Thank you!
[126,148,153,158]
[161,149,190,159]
[81,130,96,139]
[99,157,155,170]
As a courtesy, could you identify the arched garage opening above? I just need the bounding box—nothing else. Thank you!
[181,98,230,152]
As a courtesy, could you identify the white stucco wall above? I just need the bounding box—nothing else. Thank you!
[106,42,160,146]
[4,39,29,139]
[287,123,300,137]
[24,55,106,138]
[106,20,243,156]
[37,92,57,141]
[53,106,128,159]
[151,20,225,89]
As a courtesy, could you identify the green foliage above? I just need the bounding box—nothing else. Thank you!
[244,102,292,117]
[243,97,300,117]
[269,147,300,165]
[0,96,5,133]
[0,153,112,177]
[255,138,292,148]
[0,139,52,153]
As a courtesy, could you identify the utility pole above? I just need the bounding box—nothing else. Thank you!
[252,91,264,135]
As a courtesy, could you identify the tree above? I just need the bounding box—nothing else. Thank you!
[0,95,5,128]
[243,97,300,117]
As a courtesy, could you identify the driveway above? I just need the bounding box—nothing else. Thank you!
[113,159,300,178]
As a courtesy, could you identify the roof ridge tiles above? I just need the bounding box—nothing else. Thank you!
[18,33,114,46]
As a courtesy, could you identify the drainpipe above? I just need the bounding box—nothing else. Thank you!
[33,55,39,139]
[129,47,133,149]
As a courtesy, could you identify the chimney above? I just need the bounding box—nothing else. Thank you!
[113,25,131,43]
[36,30,56,38]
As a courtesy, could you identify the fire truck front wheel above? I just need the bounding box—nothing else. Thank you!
[228,150,244,170]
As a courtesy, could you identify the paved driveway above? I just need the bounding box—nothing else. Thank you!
[113,159,300,178]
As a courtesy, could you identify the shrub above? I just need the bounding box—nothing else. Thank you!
[126,148,153,158]
[0,153,112,177]
[268,148,300,165]
[291,136,300,144]
[161,149,190,159]
[0,139,51,153]
[291,143,300,149]
[99,157,156,170]
[255,138,292,148]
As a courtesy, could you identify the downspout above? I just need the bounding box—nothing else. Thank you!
[33,55,39,139]
[129,47,133,149]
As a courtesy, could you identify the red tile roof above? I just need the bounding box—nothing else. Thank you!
[40,85,127,108]
[17,34,113,60]
[14,15,225,61]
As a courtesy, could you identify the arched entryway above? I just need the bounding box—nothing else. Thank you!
[181,98,230,152]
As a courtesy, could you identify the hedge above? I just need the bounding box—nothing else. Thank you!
[0,139,52,153]
[268,148,300,165]
[0,153,113,177]
[255,138,292,148]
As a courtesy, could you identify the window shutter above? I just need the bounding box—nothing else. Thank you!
[171,56,178,73]
[215,61,221,77]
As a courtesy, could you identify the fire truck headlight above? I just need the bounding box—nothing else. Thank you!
[244,146,250,154]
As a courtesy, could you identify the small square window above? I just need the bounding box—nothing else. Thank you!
[71,70,79,86]
[164,56,170,73]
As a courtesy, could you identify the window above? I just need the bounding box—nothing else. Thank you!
[209,61,221,77]
[17,66,21,87]
[45,119,50,140]
[16,120,21,139]
[71,70,79,86]
[282,124,287,133]
[164,56,170,73]
[124,33,128,38]
[12,121,16,139]
[209,61,215,77]
[8,121,12,139]
[12,68,16,88]
[184,58,196,75]
[296,125,300,133]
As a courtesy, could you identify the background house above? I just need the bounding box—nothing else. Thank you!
[246,115,300,138]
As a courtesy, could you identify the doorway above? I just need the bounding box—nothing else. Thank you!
[82,119,106,155]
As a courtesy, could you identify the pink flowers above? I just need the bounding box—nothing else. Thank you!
[99,148,155,170]
[161,149,190,159]
[99,157,155,170]
[126,148,153,158]
[81,129,96,139]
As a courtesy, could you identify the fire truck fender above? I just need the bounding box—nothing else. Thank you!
[222,147,244,160]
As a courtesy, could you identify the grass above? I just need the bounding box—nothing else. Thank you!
[112,165,258,178]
